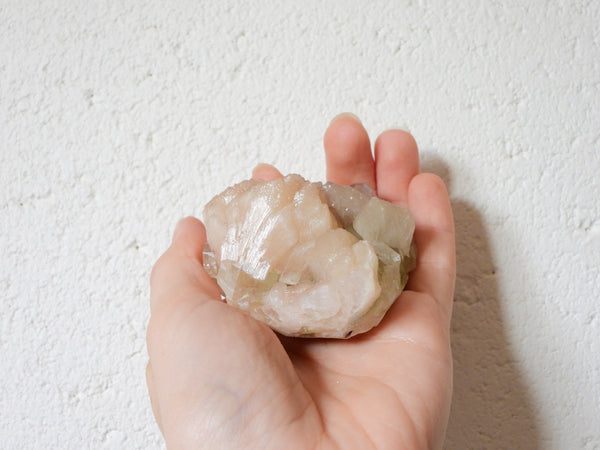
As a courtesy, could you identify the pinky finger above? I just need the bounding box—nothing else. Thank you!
[406,173,456,319]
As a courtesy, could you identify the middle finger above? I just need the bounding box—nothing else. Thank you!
[324,113,376,190]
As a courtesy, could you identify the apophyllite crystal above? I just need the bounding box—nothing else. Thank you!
[202,174,416,338]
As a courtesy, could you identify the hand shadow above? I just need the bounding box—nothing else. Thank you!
[421,155,542,449]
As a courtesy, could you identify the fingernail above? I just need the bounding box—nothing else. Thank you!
[330,112,361,125]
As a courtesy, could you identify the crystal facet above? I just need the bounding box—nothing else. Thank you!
[203,174,416,338]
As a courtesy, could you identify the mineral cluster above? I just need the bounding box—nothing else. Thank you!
[203,174,416,338]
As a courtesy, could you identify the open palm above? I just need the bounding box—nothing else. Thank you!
[147,114,455,449]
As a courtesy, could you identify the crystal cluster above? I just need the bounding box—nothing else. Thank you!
[203,174,415,338]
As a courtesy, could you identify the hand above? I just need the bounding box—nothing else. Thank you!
[147,114,456,449]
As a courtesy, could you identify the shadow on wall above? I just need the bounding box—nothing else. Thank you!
[421,156,542,449]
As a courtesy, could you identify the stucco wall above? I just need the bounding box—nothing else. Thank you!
[1,1,599,448]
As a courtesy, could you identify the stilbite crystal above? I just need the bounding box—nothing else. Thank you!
[203,174,416,338]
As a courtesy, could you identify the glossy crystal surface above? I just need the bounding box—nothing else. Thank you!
[203,174,415,338]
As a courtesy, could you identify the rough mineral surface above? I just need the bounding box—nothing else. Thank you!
[203,174,416,338]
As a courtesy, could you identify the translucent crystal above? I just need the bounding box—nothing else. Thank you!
[203,174,416,338]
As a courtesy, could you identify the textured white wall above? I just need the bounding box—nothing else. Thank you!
[1,1,599,448]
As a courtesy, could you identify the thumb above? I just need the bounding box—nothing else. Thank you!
[149,216,221,314]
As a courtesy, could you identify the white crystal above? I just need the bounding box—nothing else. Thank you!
[203,174,415,338]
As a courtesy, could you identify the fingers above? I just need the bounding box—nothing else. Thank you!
[324,113,376,189]
[252,163,283,181]
[150,217,221,314]
[323,115,454,320]
[374,130,419,208]
[406,174,456,319]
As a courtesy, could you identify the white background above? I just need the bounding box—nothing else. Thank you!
[1,1,599,448]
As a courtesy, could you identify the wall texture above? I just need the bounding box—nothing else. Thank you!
[1,1,598,448]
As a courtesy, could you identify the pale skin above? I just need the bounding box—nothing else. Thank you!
[147,114,456,449]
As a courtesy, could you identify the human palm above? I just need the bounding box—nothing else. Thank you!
[147,114,455,449]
